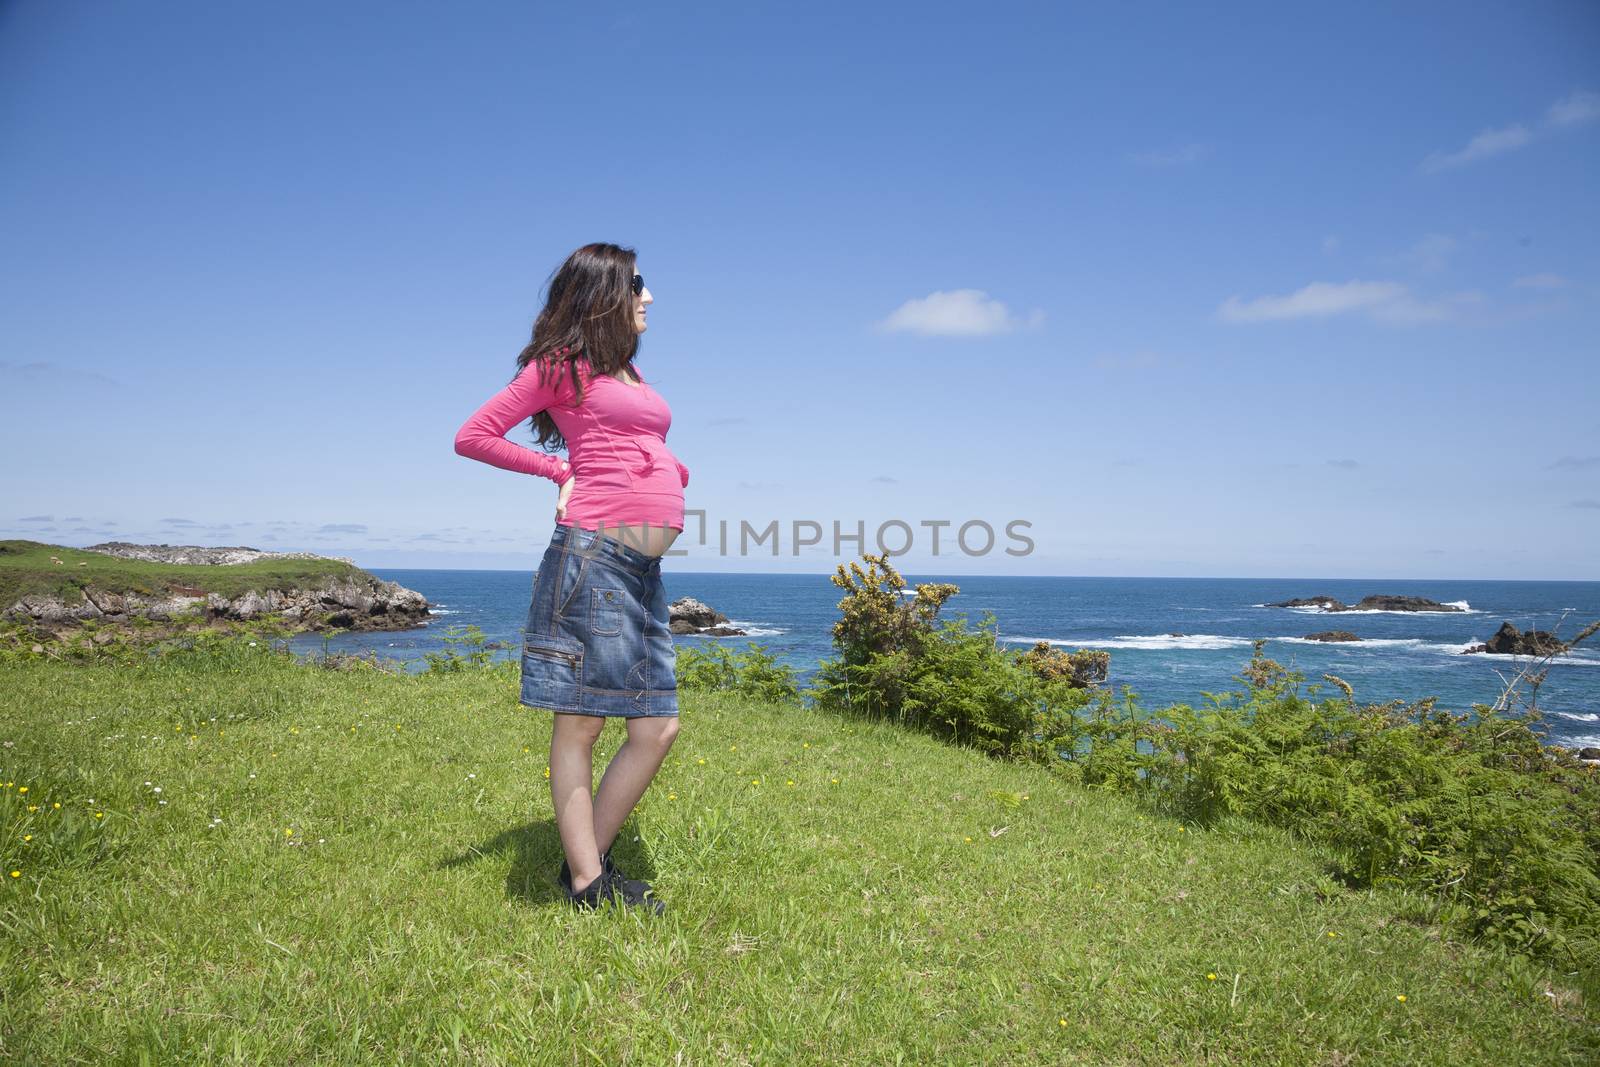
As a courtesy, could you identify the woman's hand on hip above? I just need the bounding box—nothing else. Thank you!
[556,475,575,521]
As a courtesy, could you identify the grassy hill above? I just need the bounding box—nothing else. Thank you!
[0,539,364,608]
[1,646,1593,1063]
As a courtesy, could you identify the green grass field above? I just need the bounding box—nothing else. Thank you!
[2,646,1594,1064]
[0,539,364,607]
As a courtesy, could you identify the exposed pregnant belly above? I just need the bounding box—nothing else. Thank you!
[595,523,679,558]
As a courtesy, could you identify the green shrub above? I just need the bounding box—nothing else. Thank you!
[806,553,1096,761]
[811,552,1600,978]
[421,624,495,673]
[675,641,800,704]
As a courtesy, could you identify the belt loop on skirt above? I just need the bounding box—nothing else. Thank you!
[551,522,663,577]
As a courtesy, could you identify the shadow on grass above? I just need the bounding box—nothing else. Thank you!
[436,818,660,907]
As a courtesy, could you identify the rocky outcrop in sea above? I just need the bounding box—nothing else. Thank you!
[1458,621,1568,658]
[668,596,746,637]
[1266,595,1464,613]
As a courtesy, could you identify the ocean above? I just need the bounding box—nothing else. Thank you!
[287,570,1600,749]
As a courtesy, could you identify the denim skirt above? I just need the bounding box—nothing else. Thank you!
[520,523,679,718]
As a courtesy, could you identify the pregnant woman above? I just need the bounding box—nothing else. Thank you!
[453,242,687,914]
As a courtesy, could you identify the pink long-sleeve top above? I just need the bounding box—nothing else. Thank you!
[453,352,689,532]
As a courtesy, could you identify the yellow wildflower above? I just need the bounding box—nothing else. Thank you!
[1206,973,1217,981]
[17,787,26,794]
[94,812,103,819]
[8,871,17,878]
[1396,994,1406,1003]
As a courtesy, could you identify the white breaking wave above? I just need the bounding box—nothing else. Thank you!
[1277,636,1432,648]
[997,634,1600,665]
[720,620,787,637]
[1002,633,1257,651]
[1555,711,1600,723]
[1276,604,1482,616]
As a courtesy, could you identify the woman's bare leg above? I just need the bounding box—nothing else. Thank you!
[549,712,608,891]
[591,716,680,856]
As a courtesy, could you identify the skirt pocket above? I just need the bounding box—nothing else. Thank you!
[520,637,582,711]
[590,586,626,636]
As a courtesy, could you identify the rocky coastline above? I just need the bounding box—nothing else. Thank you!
[84,542,357,567]
[2,542,429,636]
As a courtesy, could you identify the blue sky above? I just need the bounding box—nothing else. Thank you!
[2,1,1596,578]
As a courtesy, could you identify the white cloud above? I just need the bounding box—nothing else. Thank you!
[1422,89,1599,172]
[1546,90,1600,128]
[1512,272,1569,289]
[1131,142,1209,167]
[1421,124,1533,172]
[1217,280,1477,325]
[1398,233,1458,273]
[876,290,1043,337]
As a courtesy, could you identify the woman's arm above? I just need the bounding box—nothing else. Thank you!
[453,361,574,485]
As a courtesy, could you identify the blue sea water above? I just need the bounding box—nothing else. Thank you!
[288,570,1600,749]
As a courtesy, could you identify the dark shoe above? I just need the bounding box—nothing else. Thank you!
[563,866,619,910]
[559,857,664,915]
[602,849,664,913]
[570,848,658,899]
[559,848,619,891]
[607,866,665,915]
[558,855,595,895]
[558,851,630,889]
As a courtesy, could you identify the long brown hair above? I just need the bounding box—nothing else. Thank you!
[514,242,642,451]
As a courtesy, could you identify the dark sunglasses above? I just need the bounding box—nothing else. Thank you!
[631,273,645,295]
